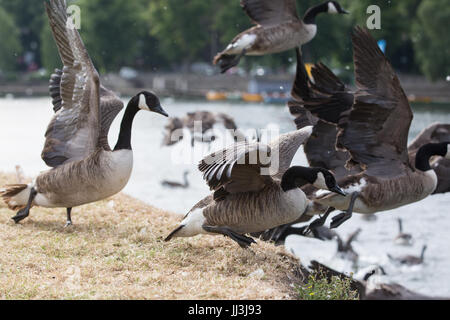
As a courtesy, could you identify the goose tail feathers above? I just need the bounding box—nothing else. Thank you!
[0,184,30,210]
[164,224,185,241]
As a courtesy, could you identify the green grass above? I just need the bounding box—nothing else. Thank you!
[297,270,359,300]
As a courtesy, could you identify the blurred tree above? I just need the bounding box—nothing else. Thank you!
[40,14,61,73]
[146,0,212,70]
[76,0,147,72]
[0,0,45,70]
[412,0,450,81]
[0,7,22,72]
[340,0,422,73]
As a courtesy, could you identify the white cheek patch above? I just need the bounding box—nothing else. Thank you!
[328,2,338,14]
[313,172,328,190]
[446,147,450,160]
[138,94,150,111]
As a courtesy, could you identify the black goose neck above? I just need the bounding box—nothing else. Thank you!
[114,97,139,151]
[281,166,312,192]
[415,143,445,172]
[303,2,328,24]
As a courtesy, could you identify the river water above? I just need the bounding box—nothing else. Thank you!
[0,97,449,297]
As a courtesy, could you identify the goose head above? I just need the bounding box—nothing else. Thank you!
[326,1,349,14]
[281,166,346,195]
[133,91,168,117]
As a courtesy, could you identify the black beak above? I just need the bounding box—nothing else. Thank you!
[152,104,169,117]
[330,185,346,196]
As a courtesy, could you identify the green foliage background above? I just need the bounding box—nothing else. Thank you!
[0,0,448,80]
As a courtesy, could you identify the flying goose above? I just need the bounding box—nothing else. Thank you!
[267,57,450,241]
[161,171,190,189]
[393,218,413,246]
[388,245,427,266]
[0,0,168,226]
[164,138,345,248]
[213,0,348,73]
[162,111,246,147]
[283,27,450,229]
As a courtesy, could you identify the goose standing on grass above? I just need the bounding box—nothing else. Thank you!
[388,245,427,266]
[213,0,348,73]
[279,27,450,230]
[0,0,168,226]
[394,218,413,246]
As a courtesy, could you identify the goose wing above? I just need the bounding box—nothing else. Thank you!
[288,48,356,178]
[408,123,450,194]
[41,0,101,168]
[198,141,273,197]
[337,27,413,177]
[97,86,124,150]
[240,0,299,27]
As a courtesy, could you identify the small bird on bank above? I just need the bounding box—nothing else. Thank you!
[0,0,168,226]
[213,0,348,73]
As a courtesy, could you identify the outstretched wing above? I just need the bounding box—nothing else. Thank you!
[240,0,299,27]
[42,0,101,168]
[337,27,413,177]
[198,141,273,199]
[288,48,356,178]
[97,86,124,149]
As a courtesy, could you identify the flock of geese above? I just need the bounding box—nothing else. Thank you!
[0,0,449,287]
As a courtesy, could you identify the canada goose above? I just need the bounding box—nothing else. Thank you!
[161,171,190,189]
[0,0,168,226]
[213,0,348,73]
[268,55,450,239]
[393,218,413,246]
[388,245,427,266]
[162,111,246,147]
[286,27,450,229]
[164,141,345,248]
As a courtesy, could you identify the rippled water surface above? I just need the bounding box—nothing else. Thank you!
[1,97,449,296]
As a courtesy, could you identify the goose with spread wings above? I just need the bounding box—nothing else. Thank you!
[266,45,450,242]
[213,0,348,73]
[0,0,168,226]
[164,79,346,248]
[290,27,450,229]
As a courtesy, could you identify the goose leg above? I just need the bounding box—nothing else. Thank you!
[11,187,37,224]
[203,225,256,248]
[330,192,359,229]
[303,207,335,236]
[219,49,247,74]
[64,207,73,227]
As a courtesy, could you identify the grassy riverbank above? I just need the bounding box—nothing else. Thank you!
[0,172,309,299]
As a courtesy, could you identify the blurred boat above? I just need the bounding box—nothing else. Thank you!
[242,92,264,103]
[205,91,227,101]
